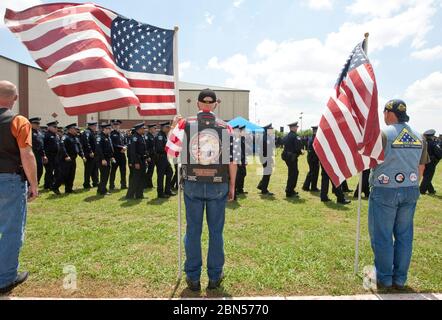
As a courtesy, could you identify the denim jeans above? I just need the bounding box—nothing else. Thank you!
[0,174,28,288]
[368,186,420,287]
[183,181,229,282]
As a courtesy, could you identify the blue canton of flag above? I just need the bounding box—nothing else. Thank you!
[335,40,369,87]
[400,132,416,143]
[111,17,174,75]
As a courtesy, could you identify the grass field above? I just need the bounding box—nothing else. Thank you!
[10,151,442,298]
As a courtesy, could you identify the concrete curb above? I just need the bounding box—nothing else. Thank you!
[1,293,441,300]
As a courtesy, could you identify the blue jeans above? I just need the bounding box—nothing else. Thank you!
[0,174,28,288]
[183,181,228,282]
[368,187,420,287]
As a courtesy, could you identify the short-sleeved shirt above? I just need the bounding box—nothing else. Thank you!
[10,115,32,148]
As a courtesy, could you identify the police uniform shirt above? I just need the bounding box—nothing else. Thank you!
[129,133,147,165]
[283,131,303,156]
[154,131,168,156]
[81,128,97,155]
[96,132,114,160]
[110,129,126,152]
[32,129,45,157]
[44,131,60,157]
[61,134,84,159]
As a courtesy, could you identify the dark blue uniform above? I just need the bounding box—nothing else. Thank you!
[43,131,61,189]
[96,132,115,195]
[32,128,46,184]
[302,135,320,192]
[257,129,274,194]
[126,132,147,199]
[145,132,155,189]
[110,129,127,189]
[80,128,98,188]
[282,131,303,196]
[53,133,84,193]
[420,138,442,194]
[154,131,173,197]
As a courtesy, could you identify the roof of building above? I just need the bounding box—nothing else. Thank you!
[0,54,249,92]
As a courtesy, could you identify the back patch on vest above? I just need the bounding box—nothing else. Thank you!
[392,128,422,149]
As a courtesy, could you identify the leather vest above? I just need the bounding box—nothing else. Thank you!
[0,108,22,173]
[182,112,230,183]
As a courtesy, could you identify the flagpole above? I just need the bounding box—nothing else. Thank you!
[354,32,369,275]
[173,25,182,280]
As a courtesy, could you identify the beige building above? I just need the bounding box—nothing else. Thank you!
[0,54,249,128]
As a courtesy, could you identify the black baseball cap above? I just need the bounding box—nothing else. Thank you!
[384,99,410,123]
[198,89,217,103]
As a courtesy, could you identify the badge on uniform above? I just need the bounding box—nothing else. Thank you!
[133,137,137,142]
[409,173,418,182]
[377,174,390,185]
[158,136,163,141]
[392,128,422,149]
[395,173,405,184]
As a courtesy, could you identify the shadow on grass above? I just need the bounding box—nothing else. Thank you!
[84,194,105,202]
[227,201,241,210]
[259,194,277,201]
[177,286,232,299]
[120,198,143,207]
[46,193,69,200]
[284,197,307,204]
[146,198,169,206]
[323,201,351,211]
[428,194,442,201]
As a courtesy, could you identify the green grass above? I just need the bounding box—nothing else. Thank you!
[13,150,442,298]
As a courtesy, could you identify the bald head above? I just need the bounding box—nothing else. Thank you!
[0,81,18,108]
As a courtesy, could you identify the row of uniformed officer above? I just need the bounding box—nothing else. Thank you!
[29,117,47,184]
[154,122,175,198]
[282,122,304,197]
[96,123,115,195]
[420,129,442,195]
[80,122,99,189]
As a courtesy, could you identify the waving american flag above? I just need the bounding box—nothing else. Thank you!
[4,3,177,116]
[313,39,384,187]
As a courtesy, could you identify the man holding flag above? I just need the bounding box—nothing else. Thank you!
[368,99,429,290]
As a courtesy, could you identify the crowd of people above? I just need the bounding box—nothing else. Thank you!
[28,113,442,204]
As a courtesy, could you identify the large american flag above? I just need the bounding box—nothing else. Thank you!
[313,39,384,187]
[4,3,177,116]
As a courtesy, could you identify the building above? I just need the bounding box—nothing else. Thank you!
[0,54,249,128]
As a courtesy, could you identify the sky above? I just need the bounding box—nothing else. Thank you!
[1,0,441,133]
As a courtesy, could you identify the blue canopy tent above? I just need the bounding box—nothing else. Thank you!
[228,117,264,133]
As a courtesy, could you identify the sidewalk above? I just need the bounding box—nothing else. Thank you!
[1,293,441,300]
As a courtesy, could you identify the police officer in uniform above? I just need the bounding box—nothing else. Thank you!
[369,99,429,289]
[126,123,148,200]
[420,129,442,195]
[302,126,320,192]
[257,124,275,196]
[43,121,61,190]
[80,121,99,189]
[52,123,85,194]
[29,117,47,185]
[154,122,175,198]
[109,120,127,190]
[235,125,248,195]
[320,164,351,204]
[96,123,115,196]
[166,89,237,291]
[282,122,303,197]
[145,124,157,189]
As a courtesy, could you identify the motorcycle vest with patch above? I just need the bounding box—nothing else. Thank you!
[182,112,230,183]
[370,123,423,188]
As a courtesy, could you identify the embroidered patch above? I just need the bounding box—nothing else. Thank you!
[395,173,405,184]
[409,173,418,182]
[378,174,390,185]
[392,128,422,149]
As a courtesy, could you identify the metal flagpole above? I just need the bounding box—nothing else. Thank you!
[173,26,182,280]
[354,32,369,275]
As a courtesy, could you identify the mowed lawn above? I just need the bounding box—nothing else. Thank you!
[11,151,442,298]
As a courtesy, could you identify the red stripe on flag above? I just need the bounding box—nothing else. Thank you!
[50,57,122,78]
[52,77,132,97]
[137,108,177,116]
[138,95,176,103]
[23,20,111,51]
[35,39,112,70]
[5,3,76,20]
[341,81,366,128]
[313,133,342,187]
[127,79,175,89]
[64,97,139,116]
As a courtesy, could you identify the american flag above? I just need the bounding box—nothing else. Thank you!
[313,39,384,187]
[4,3,177,116]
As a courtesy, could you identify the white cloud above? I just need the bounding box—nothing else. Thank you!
[404,72,442,131]
[346,0,416,18]
[306,0,333,10]
[0,0,42,27]
[179,61,191,78]
[411,45,442,60]
[233,0,245,8]
[207,0,440,130]
[204,12,215,25]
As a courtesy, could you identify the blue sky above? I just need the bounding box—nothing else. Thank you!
[1,0,441,132]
